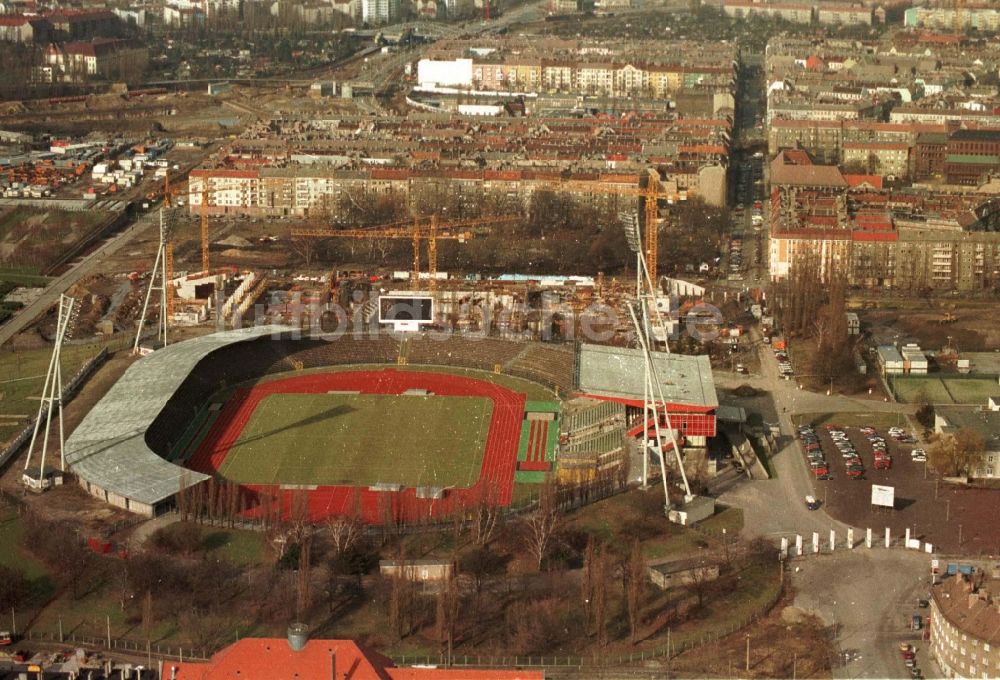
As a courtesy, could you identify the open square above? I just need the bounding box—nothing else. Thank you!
[218,392,494,488]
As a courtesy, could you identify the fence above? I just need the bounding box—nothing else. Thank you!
[390,581,783,670]
[23,630,210,663]
[0,346,109,473]
[17,581,781,672]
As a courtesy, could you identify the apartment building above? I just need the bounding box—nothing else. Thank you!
[0,15,49,42]
[944,129,1000,186]
[189,166,695,218]
[841,142,910,179]
[41,38,147,82]
[904,5,1000,31]
[362,0,400,23]
[815,3,873,25]
[722,0,813,23]
[930,572,1000,678]
[768,172,1000,291]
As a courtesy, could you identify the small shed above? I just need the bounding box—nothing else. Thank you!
[379,559,454,582]
[648,557,721,590]
[845,312,860,335]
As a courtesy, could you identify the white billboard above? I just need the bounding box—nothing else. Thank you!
[379,295,434,332]
[416,58,473,88]
[871,484,895,508]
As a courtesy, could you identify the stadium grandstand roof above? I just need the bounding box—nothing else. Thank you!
[65,326,292,509]
[576,343,718,409]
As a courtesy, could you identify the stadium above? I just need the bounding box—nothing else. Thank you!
[64,324,717,522]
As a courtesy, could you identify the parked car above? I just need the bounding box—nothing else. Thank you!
[805,495,820,510]
[911,614,923,630]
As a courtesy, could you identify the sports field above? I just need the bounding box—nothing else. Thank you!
[217,393,494,487]
[890,375,999,404]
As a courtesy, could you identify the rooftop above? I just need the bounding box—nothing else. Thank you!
[64,326,291,507]
[932,572,1000,646]
[576,343,718,410]
[171,637,543,680]
[934,405,1000,449]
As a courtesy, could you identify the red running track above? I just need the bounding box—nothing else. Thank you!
[186,368,525,523]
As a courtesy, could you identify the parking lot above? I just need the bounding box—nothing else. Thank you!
[795,422,1000,554]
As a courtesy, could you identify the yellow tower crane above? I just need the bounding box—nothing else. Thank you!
[292,214,517,290]
[545,169,686,278]
[159,172,219,315]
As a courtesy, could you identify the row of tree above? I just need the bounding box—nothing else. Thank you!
[291,190,728,276]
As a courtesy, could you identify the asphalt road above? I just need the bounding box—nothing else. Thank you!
[791,550,941,680]
[715,334,946,680]
[0,212,157,348]
[713,332,913,538]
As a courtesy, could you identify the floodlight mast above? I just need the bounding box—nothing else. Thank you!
[624,212,678,492]
[627,303,694,508]
[24,294,77,480]
[133,209,171,354]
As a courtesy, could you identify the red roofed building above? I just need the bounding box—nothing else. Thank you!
[169,634,543,680]
[0,14,50,42]
[42,38,147,82]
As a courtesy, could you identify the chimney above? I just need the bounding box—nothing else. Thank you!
[330,651,336,680]
[170,665,177,680]
[287,623,309,652]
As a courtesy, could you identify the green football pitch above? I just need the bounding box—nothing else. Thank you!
[217,393,494,487]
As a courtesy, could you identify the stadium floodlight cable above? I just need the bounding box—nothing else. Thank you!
[133,209,172,354]
[23,294,76,483]
[627,302,693,508]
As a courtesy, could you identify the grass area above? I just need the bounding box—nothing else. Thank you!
[0,508,56,615]
[890,376,953,405]
[641,506,744,560]
[941,377,999,404]
[0,269,51,285]
[0,508,51,582]
[801,412,907,429]
[0,341,112,444]
[566,490,744,561]
[219,393,493,487]
[200,527,265,566]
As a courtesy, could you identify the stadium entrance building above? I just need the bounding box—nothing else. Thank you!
[575,343,718,446]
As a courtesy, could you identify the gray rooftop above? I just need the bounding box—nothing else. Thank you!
[576,343,718,409]
[65,326,292,507]
[935,406,1000,451]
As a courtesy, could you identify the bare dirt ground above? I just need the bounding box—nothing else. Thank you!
[864,303,1000,353]
[669,591,835,679]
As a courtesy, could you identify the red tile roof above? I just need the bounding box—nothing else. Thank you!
[170,638,544,680]
[845,174,883,189]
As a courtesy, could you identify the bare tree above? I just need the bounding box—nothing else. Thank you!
[141,591,154,646]
[471,485,501,546]
[593,547,609,647]
[296,533,313,617]
[522,478,561,571]
[928,428,985,477]
[625,539,646,644]
[327,490,364,556]
[581,536,595,630]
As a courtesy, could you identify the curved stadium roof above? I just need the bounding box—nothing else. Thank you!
[65,326,292,508]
